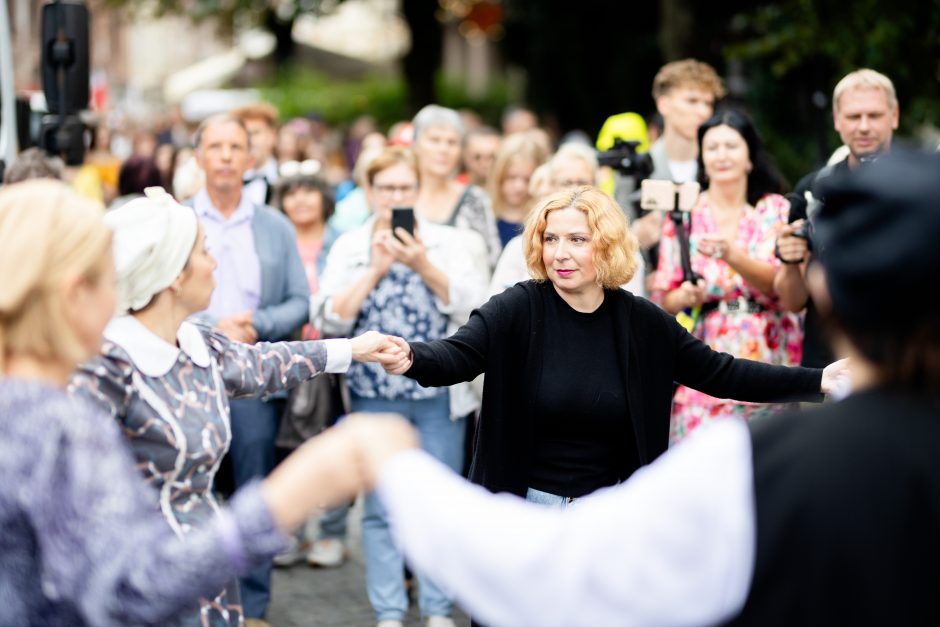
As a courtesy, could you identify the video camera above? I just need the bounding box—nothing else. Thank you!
[39,1,90,166]
[786,192,814,251]
[596,139,654,182]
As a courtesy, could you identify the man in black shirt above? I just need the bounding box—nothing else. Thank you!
[773,68,899,367]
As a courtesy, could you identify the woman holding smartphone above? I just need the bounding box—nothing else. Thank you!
[653,109,801,443]
[312,146,489,627]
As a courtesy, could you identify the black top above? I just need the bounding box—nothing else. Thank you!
[406,281,824,496]
[528,290,635,498]
[728,389,940,626]
[789,159,849,368]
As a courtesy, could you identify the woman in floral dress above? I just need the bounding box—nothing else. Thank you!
[654,110,803,443]
[69,188,400,626]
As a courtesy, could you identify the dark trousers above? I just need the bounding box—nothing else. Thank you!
[229,397,282,619]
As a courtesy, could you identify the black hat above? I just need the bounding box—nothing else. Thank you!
[815,149,940,331]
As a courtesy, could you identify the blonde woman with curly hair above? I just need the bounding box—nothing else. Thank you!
[384,185,833,510]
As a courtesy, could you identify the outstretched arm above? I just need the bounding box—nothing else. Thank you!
[202,322,404,399]
[35,403,411,626]
[367,420,756,627]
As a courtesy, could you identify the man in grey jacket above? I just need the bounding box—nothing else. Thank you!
[191,113,310,625]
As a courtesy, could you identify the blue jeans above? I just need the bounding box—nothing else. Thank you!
[317,501,350,540]
[525,487,580,510]
[229,397,281,619]
[351,392,465,621]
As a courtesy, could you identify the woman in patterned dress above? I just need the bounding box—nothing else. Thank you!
[313,147,489,627]
[69,187,404,626]
[653,109,802,443]
[0,179,411,626]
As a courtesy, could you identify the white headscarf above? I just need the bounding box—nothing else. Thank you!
[104,187,199,314]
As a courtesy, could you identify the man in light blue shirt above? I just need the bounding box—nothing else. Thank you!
[192,113,310,624]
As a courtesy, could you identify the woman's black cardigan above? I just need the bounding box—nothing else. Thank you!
[405,281,822,496]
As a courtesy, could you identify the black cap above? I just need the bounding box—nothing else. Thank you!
[815,149,940,331]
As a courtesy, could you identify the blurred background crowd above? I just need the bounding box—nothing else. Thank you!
[2,1,939,626]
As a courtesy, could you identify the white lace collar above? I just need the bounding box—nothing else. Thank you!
[103,315,212,377]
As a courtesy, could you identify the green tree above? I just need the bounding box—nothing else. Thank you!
[101,0,442,115]
[725,0,940,177]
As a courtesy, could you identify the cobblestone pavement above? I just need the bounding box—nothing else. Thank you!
[267,498,471,627]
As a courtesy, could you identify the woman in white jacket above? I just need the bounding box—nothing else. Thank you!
[312,146,488,627]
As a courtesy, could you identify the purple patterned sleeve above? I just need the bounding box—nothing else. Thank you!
[197,321,330,399]
[214,480,292,573]
[24,391,289,626]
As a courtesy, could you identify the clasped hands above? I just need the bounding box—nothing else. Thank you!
[349,331,413,373]
[263,411,421,532]
[217,311,257,344]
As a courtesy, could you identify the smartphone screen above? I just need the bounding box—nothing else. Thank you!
[640,180,700,212]
[391,207,415,240]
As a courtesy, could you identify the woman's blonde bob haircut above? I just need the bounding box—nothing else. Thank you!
[523,186,638,289]
[364,146,420,187]
[0,180,111,369]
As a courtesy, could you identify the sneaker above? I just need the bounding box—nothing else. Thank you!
[272,535,309,568]
[306,538,346,568]
[426,617,456,627]
[376,621,403,627]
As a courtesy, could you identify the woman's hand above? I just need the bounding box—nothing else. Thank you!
[350,330,411,366]
[698,237,735,263]
[262,413,419,531]
[370,230,395,276]
[667,279,707,313]
[821,358,852,399]
[339,412,421,489]
[382,335,414,375]
[387,227,429,273]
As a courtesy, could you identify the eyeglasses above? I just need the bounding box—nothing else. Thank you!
[373,183,418,196]
[279,159,321,178]
[553,178,595,188]
[467,152,495,162]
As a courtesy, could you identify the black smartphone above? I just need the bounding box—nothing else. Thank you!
[391,207,415,240]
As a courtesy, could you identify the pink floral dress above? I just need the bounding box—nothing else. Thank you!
[653,192,803,443]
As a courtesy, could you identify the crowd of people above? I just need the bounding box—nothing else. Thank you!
[2,58,937,627]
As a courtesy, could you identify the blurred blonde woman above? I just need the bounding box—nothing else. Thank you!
[547,142,598,190]
[487,132,551,248]
[0,179,405,625]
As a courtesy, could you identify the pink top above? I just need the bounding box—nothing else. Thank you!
[297,238,324,340]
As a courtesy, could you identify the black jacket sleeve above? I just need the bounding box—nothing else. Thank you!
[405,300,494,388]
[670,311,824,403]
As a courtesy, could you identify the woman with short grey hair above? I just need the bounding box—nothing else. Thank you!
[412,104,501,268]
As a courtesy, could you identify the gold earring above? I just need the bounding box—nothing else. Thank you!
[175,285,182,297]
